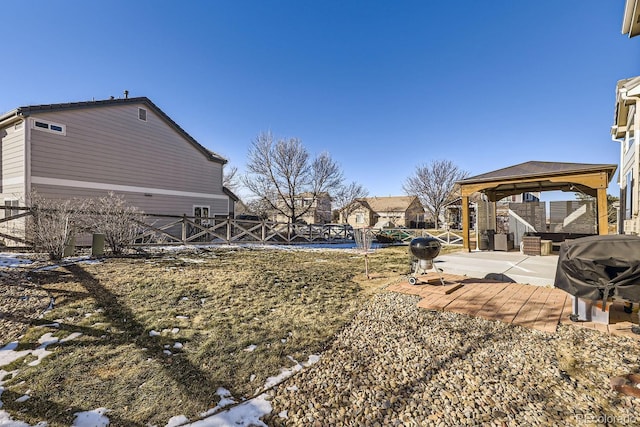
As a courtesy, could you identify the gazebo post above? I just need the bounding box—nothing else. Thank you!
[461,195,470,251]
[597,188,609,235]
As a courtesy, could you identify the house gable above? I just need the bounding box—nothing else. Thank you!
[0,97,230,217]
[9,97,226,165]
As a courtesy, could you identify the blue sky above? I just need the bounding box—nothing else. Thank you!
[1,0,638,200]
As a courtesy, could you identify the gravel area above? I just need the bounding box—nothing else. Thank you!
[265,292,640,427]
[0,269,51,345]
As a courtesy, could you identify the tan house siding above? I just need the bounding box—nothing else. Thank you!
[0,97,230,246]
[0,121,27,240]
[0,121,26,199]
[403,198,426,227]
[32,184,229,217]
[17,100,227,216]
[29,104,223,194]
[275,193,332,224]
[345,196,425,228]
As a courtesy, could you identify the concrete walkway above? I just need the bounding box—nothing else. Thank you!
[434,250,559,286]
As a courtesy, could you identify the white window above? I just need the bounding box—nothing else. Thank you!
[355,213,364,224]
[3,199,19,219]
[31,119,66,135]
[194,205,210,226]
[138,108,147,121]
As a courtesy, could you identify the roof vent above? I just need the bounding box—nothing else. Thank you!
[124,90,129,99]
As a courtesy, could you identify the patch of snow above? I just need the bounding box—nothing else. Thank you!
[171,328,179,334]
[249,374,256,382]
[38,323,60,329]
[28,334,59,367]
[149,330,160,337]
[15,394,30,403]
[184,393,271,427]
[261,354,321,391]
[199,388,236,418]
[286,385,298,392]
[178,257,206,264]
[60,333,82,343]
[163,350,172,356]
[243,345,257,352]
[173,342,183,350]
[0,254,32,268]
[306,355,320,365]
[166,415,190,427]
[33,256,102,272]
[72,408,110,427]
[176,315,189,320]
[0,410,46,426]
[278,410,288,419]
[0,343,31,368]
[1,332,82,370]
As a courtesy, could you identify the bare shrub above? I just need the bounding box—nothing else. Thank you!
[29,193,86,260]
[83,192,144,255]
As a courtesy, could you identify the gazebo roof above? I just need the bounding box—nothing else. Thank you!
[457,161,617,200]
[455,161,616,250]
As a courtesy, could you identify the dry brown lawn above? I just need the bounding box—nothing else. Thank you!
[0,244,461,426]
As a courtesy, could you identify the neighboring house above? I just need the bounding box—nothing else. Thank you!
[612,1,640,234]
[343,196,425,229]
[273,192,332,224]
[0,96,232,241]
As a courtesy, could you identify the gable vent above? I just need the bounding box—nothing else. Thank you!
[138,108,147,121]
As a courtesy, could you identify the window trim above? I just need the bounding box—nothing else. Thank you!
[138,107,147,122]
[193,205,211,226]
[3,199,19,219]
[30,118,66,136]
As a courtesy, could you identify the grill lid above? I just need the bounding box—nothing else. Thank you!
[409,237,441,261]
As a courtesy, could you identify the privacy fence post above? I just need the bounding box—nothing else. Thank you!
[181,214,187,244]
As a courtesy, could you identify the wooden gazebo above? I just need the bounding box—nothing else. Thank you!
[456,161,618,251]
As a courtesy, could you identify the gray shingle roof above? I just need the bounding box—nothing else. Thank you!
[459,161,617,184]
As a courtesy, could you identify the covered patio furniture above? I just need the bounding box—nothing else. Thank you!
[554,235,640,323]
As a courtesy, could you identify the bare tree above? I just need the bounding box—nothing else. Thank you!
[403,160,468,229]
[243,131,343,224]
[223,165,240,192]
[332,182,368,223]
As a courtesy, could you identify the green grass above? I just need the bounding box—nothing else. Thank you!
[0,245,444,426]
